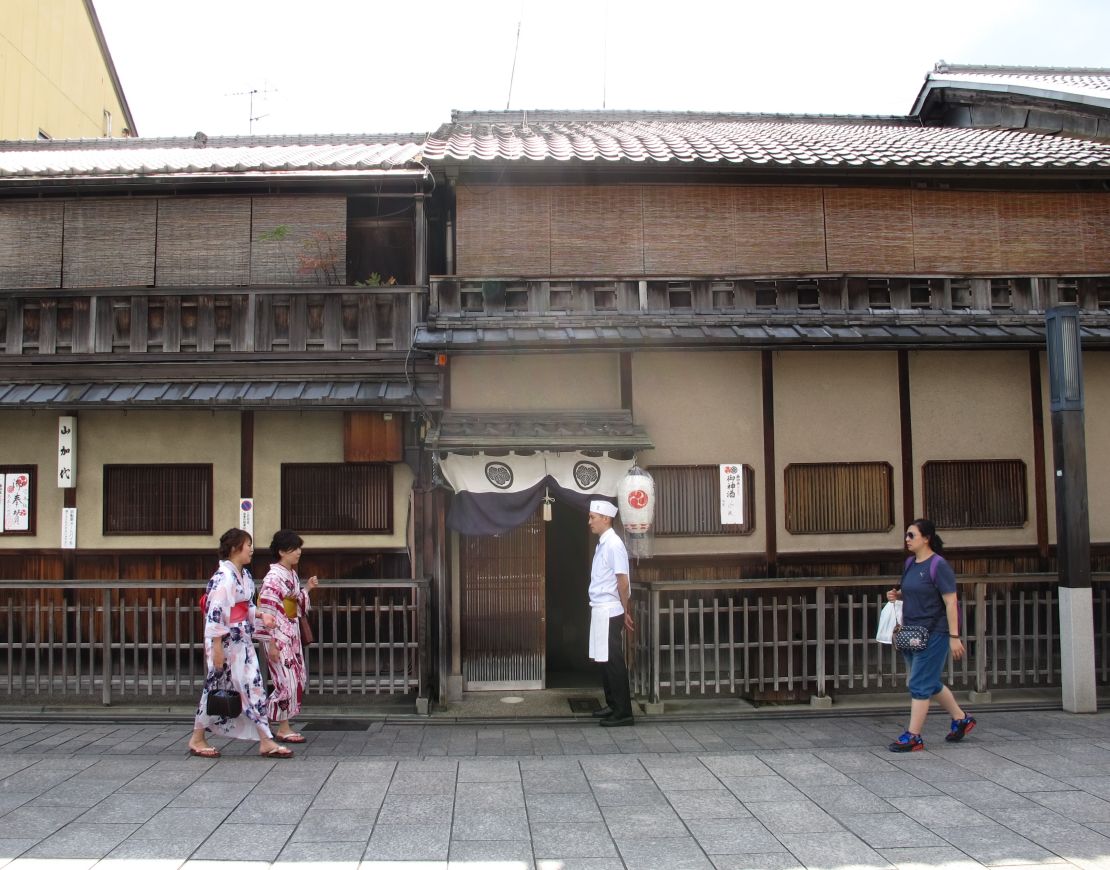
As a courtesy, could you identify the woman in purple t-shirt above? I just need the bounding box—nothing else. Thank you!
[885,518,976,752]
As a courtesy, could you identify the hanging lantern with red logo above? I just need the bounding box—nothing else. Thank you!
[617,465,655,559]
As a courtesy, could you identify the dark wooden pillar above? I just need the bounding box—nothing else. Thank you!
[620,352,633,411]
[1029,350,1050,568]
[761,350,777,577]
[897,350,915,531]
[240,411,254,499]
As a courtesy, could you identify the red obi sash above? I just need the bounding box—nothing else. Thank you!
[199,595,251,624]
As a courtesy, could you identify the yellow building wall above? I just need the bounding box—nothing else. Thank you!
[0,0,132,140]
[0,411,65,548]
[633,351,765,555]
[773,350,904,552]
[1079,353,1110,544]
[909,351,1037,549]
[449,353,620,410]
[253,411,411,551]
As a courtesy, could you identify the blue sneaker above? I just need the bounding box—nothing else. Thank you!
[888,731,924,752]
[945,716,976,743]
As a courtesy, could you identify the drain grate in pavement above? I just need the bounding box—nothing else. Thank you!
[568,697,602,714]
[300,719,375,731]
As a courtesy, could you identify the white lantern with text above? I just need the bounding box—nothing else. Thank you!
[617,466,655,559]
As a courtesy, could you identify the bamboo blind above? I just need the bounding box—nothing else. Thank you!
[730,186,827,273]
[997,193,1085,274]
[155,197,251,286]
[62,199,156,288]
[913,190,1002,273]
[642,185,735,274]
[0,201,63,289]
[249,195,347,285]
[550,185,645,274]
[1080,193,1110,273]
[456,185,551,275]
[824,188,915,273]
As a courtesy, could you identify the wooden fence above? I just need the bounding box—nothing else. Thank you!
[630,574,1110,703]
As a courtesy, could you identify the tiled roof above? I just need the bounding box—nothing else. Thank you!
[414,313,1110,351]
[912,64,1110,113]
[0,379,439,408]
[0,133,426,180]
[423,113,1110,169]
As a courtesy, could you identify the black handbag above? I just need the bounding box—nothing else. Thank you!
[206,687,242,718]
[893,624,930,652]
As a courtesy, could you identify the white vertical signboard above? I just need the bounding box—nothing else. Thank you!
[720,464,744,526]
[239,498,254,537]
[61,507,77,549]
[58,416,76,488]
[4,472,31,531]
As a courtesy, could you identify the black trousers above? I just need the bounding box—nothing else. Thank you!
[599,614,633,718]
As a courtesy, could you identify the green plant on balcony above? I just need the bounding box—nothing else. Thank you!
[354,272,397,288]
[296,230,346,285]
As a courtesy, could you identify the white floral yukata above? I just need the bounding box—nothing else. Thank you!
[194,560,272,741]
[256,563,311,721]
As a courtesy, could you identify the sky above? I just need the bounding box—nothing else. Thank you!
[94,0,1110,139]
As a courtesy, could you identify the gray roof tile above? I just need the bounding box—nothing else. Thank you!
[425,113,1110,169]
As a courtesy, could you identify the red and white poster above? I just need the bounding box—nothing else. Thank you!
[719,464,744,526]
[4,472,31,532]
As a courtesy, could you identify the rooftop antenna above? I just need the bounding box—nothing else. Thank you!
[226,84,278,134]
[506,2,523,110]
[602,0,609,109]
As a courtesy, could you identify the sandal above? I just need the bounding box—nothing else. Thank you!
[276,733,306,743]
[261,746,294,759]
[189,746,221,758]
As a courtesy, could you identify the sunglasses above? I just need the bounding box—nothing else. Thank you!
[905,532,918,540]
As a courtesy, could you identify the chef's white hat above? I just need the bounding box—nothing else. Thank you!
[589,500,618,517]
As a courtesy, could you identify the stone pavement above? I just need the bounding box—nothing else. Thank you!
[2,709,1110,869]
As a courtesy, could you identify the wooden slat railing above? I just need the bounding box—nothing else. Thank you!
[0,579,430,709]
[630,573,1110,703]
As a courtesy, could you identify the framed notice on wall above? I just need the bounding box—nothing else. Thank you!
[2,470,33,533]
[719,464,745,526]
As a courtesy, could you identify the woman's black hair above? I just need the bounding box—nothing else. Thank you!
[910,518,945,553]
[218,528,253,560]
[270,529,304,560]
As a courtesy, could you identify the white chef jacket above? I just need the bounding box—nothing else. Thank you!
[589,527,630,615]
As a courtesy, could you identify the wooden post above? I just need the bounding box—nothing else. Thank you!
[897,350,914,530]
[101,588,112,706]
[1029,350,1050,568]
[761,351,777,577]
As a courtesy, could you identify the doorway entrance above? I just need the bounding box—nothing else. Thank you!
[544,498,593,688]
[458,500,594,691]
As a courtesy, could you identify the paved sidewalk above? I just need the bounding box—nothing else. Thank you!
[2,709,1110,868]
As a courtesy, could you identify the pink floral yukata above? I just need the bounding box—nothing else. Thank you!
[256,563,311,721]
[194,560,272,741]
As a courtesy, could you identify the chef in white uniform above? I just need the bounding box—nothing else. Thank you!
[587,499,635,726]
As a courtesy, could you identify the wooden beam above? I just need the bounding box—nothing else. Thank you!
[761,350,777,577]
[1029,350,1050,567]
[620,352,633,412]
[898,350,915,530]
[240,411,254,498]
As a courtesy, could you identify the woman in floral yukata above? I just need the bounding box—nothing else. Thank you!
[256,529,319,743]
[188,528,293,759]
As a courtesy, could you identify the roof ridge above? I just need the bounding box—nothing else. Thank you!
[934,62,1110,76]
[0,131,429,152]
[449,109,917,125]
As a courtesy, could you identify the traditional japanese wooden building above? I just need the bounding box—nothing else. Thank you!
[415,66,1110,704]
[2,65,1110,711]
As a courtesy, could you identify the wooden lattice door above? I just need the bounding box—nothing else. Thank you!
[460,510,546,689]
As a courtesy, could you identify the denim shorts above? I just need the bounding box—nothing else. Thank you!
[903,629,950,700]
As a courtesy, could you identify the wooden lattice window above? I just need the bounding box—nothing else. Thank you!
[281,463,392,533]
[785,462,893,534]
[104,464,212,535]
[0,466,36,536]
[649,465,754,536]
[922,460,1027,529]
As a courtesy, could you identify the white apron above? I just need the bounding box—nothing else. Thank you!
[589,603,621,662]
